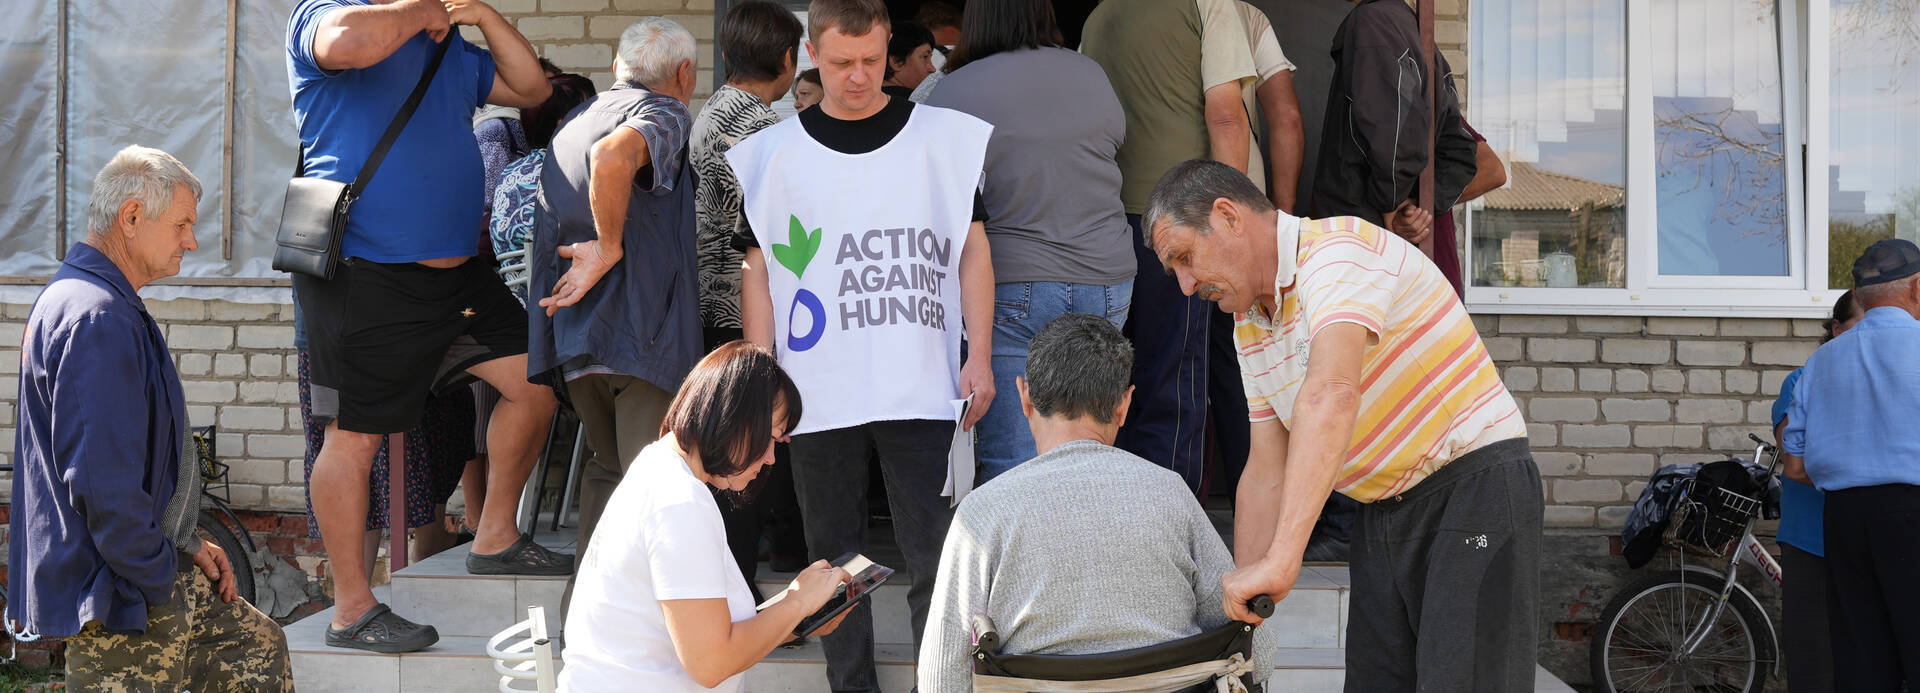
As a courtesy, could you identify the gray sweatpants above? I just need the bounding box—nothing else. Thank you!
[1343,438,1543,693]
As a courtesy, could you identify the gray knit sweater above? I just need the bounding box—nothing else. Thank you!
[917,440,1277,692]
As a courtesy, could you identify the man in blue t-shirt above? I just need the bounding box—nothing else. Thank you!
[285,0,560,653]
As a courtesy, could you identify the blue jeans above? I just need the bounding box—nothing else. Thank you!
[976,280,1133,482]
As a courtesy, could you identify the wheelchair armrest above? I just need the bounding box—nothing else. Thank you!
[970,614,1000,655]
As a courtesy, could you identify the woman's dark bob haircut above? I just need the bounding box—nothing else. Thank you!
[720,0,806,83]
[941,0,1063,73]
[661,341,804,478]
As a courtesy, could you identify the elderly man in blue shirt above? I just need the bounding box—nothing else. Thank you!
[1784,238,1920,691]
[6,146,291,690]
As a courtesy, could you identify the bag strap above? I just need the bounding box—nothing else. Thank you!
[292,37,454,183]
[349,37,454,195]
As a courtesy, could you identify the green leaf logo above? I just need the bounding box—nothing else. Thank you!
[771,215,823,278]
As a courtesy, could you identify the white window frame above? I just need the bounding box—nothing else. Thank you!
[1463,0,1842,318]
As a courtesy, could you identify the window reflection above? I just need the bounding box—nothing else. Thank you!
[1470,0,1628,288]
[1652,0,1790,277]
[1828,0,1920,286]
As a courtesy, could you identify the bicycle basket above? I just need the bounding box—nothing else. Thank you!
[1661,477,1762,558]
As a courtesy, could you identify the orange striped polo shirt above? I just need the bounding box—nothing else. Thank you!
[1234,214,1526,502]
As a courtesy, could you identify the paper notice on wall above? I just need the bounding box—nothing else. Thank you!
[942,397,975,507]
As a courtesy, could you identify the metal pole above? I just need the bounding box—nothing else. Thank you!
[518,410,561,536]
[0,276,292,286]
[1417,0,1438,260]
[388,432,409,572]
[553,424,586,531]
[222,0,238,260]
[54,0,68,260]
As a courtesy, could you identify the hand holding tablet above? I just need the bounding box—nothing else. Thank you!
[758,552,896,638]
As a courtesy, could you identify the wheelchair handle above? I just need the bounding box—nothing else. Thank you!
[971,614,1000,655]
[1248,595,1275,619]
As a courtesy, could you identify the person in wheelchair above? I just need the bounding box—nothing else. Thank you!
[918,314,1278,692]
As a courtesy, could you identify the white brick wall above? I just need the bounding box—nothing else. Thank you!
[1483,315,1823,531]
[462,0,719,104]
[0,299,305,512]
[0,303,1821,533]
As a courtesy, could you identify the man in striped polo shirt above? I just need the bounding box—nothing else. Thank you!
[1142,159,1542,691]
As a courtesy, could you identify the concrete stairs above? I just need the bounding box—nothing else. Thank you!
[286,536,1575,692]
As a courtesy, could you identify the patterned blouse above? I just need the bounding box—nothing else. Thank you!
[690,85,781,329]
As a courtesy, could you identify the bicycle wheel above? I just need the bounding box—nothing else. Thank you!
[196,510,257,604]
[1590,569,1772,693]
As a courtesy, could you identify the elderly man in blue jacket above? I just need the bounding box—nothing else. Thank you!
[6,146,291,690]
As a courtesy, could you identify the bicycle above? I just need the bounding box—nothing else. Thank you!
[190,426,259,605]
[1589,434,1783,693]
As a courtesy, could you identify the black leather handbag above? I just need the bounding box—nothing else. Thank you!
[272,38,452,278]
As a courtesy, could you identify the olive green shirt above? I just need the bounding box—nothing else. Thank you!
[1082,0,1258,214]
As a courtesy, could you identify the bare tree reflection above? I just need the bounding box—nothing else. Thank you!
[1655,103,1786,239]
[1833,0,1920,92]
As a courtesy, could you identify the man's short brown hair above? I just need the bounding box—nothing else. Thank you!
[808,0,889,44]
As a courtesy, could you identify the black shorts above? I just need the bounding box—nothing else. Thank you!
[293,257,527,435]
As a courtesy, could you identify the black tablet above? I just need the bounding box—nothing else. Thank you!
[757,552,895,638]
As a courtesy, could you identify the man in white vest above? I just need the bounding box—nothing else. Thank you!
[730,0,994,689]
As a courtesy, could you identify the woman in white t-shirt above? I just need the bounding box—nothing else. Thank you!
[561,342,850,692]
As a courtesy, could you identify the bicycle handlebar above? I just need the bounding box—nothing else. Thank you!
[1748,433,1784,478]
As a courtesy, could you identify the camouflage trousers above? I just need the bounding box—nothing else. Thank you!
[64,564,293,692]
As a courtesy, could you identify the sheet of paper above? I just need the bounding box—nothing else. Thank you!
[942,397,975,508]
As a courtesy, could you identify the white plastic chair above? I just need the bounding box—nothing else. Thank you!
[487,606,558,693]
[494,247,532,299]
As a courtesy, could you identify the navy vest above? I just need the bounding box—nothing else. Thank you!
[528,83,700,392]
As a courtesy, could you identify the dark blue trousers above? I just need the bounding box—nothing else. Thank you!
[1115,214,1209,492]
[1208,306,1251,495]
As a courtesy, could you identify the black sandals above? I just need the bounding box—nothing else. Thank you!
[465,533,574,576]
[325,603,441,653]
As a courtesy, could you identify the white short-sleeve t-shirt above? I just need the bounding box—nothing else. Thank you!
[560,441,758,693]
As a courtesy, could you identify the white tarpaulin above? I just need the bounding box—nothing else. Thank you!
[0,0,60,275]
[0,1,298,302]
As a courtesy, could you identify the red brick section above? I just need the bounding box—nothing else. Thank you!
[1553,622,1593,642]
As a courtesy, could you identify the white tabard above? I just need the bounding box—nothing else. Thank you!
[728,105,992,435]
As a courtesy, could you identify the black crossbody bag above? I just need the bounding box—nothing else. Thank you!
[273,38,452,278]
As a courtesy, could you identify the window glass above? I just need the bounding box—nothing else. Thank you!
[1470,0,1628,288]
[1651,0,1790,277]
[1828,0,1919,286]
